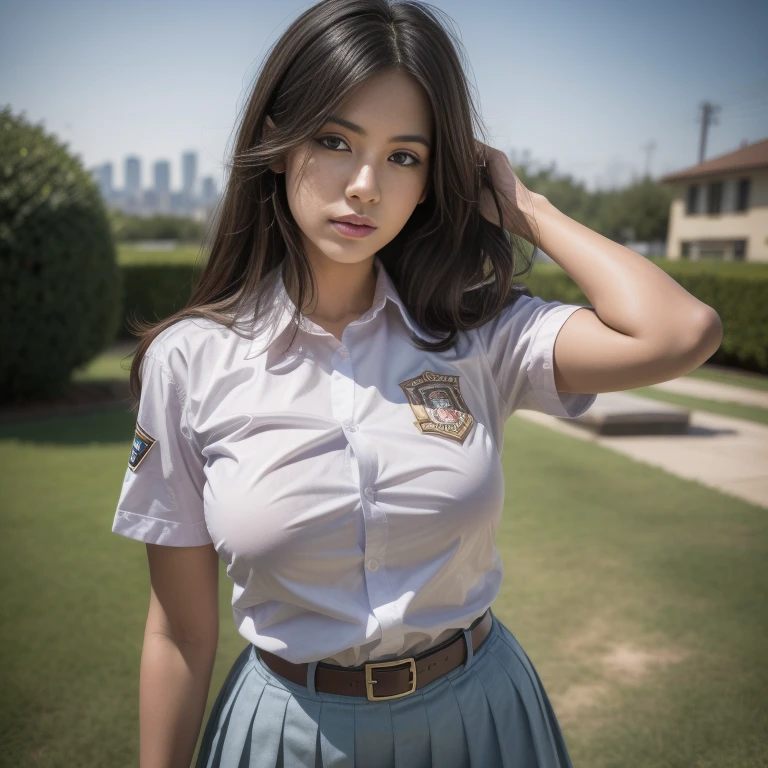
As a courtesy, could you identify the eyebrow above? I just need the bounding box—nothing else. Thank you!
[325,115,431,149]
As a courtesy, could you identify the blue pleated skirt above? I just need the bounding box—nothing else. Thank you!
[195,609,574,767]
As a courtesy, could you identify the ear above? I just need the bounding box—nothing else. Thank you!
[264,115,285,174]
[418,182,429,205]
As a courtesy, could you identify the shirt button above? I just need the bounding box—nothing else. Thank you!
[366,558,379,571]
[346,423,358,432]
[364,486,374,500]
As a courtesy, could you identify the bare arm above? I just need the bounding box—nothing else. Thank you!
[140,542,220,768]
[530,194,722,393]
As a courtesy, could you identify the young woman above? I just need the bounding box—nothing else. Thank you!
[112,1,723,766]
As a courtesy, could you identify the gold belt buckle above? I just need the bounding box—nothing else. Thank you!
[364,658,417,701]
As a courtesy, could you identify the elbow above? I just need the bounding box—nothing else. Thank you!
[685,307,724,366]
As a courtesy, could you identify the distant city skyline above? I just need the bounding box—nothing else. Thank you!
[90,148,221,219]
[1,0,766,194]
[91,151,219,196]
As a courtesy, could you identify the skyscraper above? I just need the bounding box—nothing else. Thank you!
[125,156,141,199]
[201,176,217,206]
[92,162,113,199]
[154,160,171,214]
[182,151,197,198]
[154,160,171,194]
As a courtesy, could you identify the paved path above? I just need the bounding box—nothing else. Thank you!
[516,394,768,510]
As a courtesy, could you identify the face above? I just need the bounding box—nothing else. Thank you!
[270,69,433,269]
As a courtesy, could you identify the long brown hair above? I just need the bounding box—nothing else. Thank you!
[126,0,540,407]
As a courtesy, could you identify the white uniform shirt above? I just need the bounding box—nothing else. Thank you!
[112,254,596,666]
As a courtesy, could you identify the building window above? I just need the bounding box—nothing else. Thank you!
[681,241,690,259]
[707,181,723,214]
[734,240,747,261]
[685,185,698,215]
[736,178,750,211]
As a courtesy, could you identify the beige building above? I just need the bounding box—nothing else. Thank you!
[659,137,768,262]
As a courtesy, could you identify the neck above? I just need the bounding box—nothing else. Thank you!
[285,251,378,324]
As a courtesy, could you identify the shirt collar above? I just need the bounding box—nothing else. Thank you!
[244,254,442,359]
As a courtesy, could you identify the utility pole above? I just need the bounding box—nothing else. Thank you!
[640,140,657,179]
[697,102,721,163]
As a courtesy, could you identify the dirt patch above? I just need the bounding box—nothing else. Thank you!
[552,615,691,727]
[551,681,611,724]
[601,642,689,683]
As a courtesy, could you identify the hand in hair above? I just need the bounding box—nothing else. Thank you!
[475,139,541,238]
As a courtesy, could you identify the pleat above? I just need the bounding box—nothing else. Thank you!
[216,668,269,767]
[197,646,261,768]
[281,694,322,768]
[523,647,575,767]
[353,703,394,768]
[318,699,356,767]
[420,679,470,768]
[446,663,503,767]
[488,628,574,767]
[390,692,431,767]
[247,683,291,768]
[472,642,539,766]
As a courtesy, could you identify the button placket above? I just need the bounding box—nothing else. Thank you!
[329,335,402,656]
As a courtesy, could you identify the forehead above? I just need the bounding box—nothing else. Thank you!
[333,70,433,135]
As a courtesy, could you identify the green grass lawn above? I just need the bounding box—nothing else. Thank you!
[629,385,768,426]
[117,243,207,266]
[686,365,768,393]
[1,384,766,766]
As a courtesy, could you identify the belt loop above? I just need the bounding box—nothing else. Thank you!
[462,627,475,670]
[306,660,320,697]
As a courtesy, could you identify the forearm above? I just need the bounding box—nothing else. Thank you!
[139,630,217,768]
[528,194,720,344]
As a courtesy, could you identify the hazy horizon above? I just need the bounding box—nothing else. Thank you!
[1,0,766,195]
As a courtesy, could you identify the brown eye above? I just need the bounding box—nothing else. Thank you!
[314,136,421,167]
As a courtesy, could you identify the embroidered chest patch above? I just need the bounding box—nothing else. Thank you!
[398,370,474,444]
[128,422,157,472]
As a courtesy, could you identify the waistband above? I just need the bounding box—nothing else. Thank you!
[257,608,493,702]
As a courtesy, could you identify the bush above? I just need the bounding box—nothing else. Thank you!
[0,105,122,403]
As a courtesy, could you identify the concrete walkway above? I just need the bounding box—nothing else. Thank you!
[516,390,768,510]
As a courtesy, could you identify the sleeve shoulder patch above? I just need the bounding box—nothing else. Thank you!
[128,422,157,472]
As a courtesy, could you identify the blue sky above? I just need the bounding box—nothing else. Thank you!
[1,0,766,193]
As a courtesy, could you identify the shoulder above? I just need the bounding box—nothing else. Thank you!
[470,292,542,346]
[144,315,235,391]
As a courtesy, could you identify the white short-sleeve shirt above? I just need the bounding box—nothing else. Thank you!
[112,254,597,666]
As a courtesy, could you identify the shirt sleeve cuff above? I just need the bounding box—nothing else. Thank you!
[527,304,598,419]
[112,509,213,547]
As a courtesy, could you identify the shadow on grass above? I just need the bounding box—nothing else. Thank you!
[0,403,136,446]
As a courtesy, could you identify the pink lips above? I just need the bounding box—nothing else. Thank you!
[330,220,377,238]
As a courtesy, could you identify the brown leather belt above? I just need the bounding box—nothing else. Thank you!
[258,608,492,701]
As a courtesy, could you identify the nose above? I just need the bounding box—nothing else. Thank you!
[345,163,380,204]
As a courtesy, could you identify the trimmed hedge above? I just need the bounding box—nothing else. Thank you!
[525,260,768,373]
[119,263,204,340]
[117,256,768,374]
[0,106,122,403]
